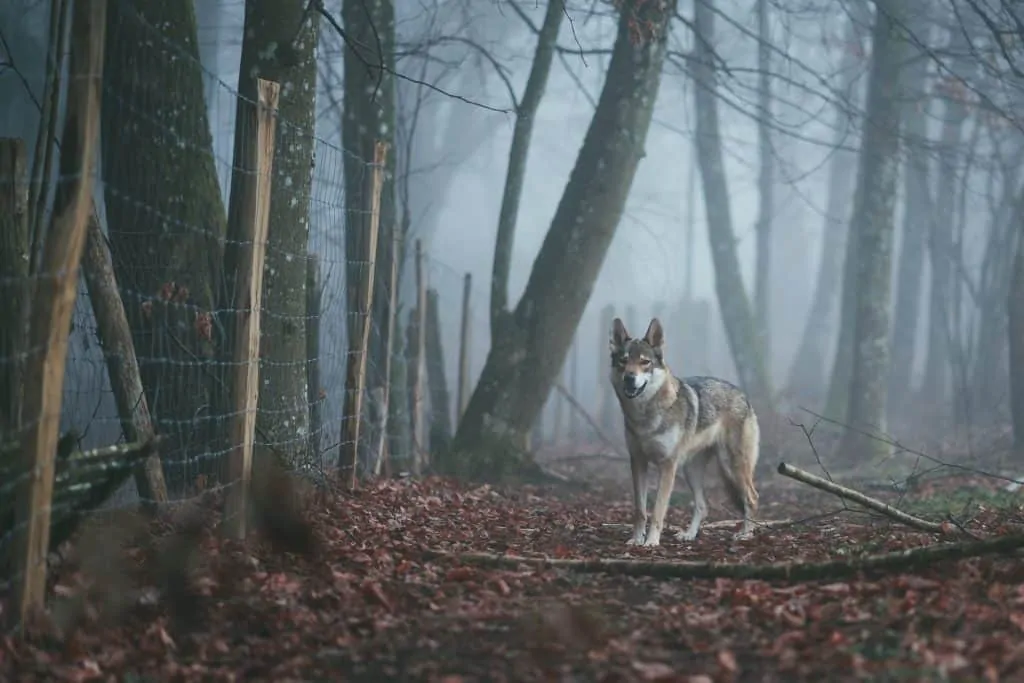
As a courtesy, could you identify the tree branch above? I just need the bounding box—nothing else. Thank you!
[423,532,1024,581]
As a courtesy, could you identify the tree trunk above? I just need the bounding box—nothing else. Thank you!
[753,0,773,367]
[1008,214,1024,456]
[490,0,563,335]
[920,36,970,408]
[234,0,319,469]
[790,3,868,406]
[887,18,933,415]
[425,289,453,457]
[449,0,675,480]
[194,0,221,120]
[836,0,908,462]
[692,0,771,406]
[0,139,28,442]
[102,0,227,494]
[341,0,396,469]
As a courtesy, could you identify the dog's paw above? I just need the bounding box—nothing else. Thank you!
[641,535,661,548]
[732,530,754,541]
[626,536,644,546]
[675,530,698,542]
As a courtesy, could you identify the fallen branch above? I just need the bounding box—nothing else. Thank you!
[602,518,792,531]
[553,382,625,459]
[423,532,1024,581]
[777,462,950,535]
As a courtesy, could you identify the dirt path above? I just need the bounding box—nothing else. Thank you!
[3,474,1024,682]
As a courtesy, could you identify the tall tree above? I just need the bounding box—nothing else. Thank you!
[888,9,934,412]
[231,0,320,468]
[340,0,397,468]
[692,0,771,406]
[791,1,868,408]
[920,27,972,406]
[490,0,564,337]
[449,0,675,478]
[836,0,908,462]
[102,0,227,492]
[753,0,773,367]
[1008,210,1024,457]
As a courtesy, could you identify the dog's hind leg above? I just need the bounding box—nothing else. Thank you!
[676,448,713,542]
[719,417,760,539]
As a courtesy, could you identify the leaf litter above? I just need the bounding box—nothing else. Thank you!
[2,472,1024,682]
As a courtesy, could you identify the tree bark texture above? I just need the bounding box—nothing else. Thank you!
[102,0,228,494]
[836,0,908,463]
[449,0,675,480]
[0,138,29,441]
[235,0,320,468]
[342,0,397,470]
[692,0,772,406]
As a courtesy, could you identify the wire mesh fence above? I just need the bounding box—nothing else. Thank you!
[0,0,486,624]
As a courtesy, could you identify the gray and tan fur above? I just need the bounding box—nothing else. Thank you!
[609,317,760,547]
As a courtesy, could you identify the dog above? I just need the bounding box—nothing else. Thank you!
[609,317,759,547]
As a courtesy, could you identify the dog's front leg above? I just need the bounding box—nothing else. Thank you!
[642,458,680,547]
[626,452,649,545]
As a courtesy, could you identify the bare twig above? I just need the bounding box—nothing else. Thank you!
[777,462,952,535]
[423,532,1024,581]
[552,383,625,459]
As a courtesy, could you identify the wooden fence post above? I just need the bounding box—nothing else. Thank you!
[424,288,453,453]
[13,0,105,629]
[411,240,427,473]
[82,209,168,510]
[339,141,387,489]
[372,228,400,476]
[223,79,280,539]
[0,138,29,439]
[305,254,322,463]
[456,272,472,425]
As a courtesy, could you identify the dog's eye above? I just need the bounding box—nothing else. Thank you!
[640,358,652,366]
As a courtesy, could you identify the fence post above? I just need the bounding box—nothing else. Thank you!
[339,140,387,489]
[411,239,427,473]
[13,0,106,630]
[0,138,28,438]
[456,272,472,425]
[373,228,400,476]
[82,209,168,510]
[223,78,280,539]
[306,254,322,463]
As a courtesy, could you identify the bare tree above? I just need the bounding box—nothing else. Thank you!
[449,0,675,478]
[836,0,908,462]
[692,0,771,406]
[754,0,773,365]
[230,0,320,469]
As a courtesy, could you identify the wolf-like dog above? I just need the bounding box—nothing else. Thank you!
[609,317,760,547]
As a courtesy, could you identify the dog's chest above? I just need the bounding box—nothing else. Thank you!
[638,419,683,462]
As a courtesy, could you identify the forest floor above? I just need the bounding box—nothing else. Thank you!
[3,440,1024,682]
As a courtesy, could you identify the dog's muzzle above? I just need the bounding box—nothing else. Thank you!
[622,373,647,399]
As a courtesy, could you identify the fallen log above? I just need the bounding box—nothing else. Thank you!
[422,532,1024,581]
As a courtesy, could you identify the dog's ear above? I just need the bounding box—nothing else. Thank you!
[610,317,630,351]
[643,318,664,350]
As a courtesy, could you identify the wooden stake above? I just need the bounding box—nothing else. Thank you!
[373,228,400,476]
[339,140,387,489]
[411,239,427,473]
[82,208,167,510]
[223,79,280,539]
[13,0,105,630]
[456,272,472,424]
